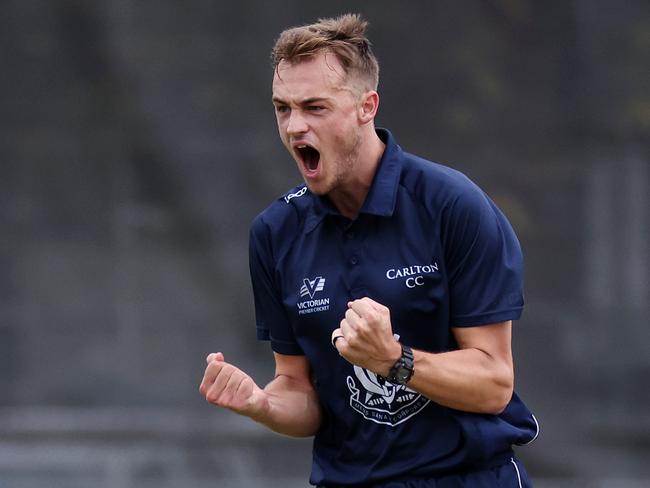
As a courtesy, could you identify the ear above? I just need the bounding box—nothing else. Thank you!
[358,91,379,124]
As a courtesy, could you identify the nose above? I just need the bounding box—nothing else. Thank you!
[286,110,309,136]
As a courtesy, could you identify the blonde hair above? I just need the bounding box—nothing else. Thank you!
[271,13,379,92]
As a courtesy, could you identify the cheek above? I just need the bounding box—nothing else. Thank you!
[277,122,289,144]
[332,124,358,150]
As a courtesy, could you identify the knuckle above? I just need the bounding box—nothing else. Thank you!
[206,391,220,404]
[219,365,234,380]
[366,311,378,323]
[226,375,240,391]
[347,330,358,343]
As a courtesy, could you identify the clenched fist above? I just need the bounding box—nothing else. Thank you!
[331,297,402,376]
[199,352,268,418]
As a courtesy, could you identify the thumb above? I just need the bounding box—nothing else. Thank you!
[206,352,225,364]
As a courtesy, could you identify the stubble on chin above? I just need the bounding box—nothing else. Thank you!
[304,129,362,197]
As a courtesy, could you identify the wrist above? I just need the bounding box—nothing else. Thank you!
[379,340,402,377]
[383,343,415,385]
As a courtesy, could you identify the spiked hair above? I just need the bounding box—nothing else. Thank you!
[271,13,379,92]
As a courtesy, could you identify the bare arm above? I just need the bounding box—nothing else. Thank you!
[332,297,514,415]
[407,323,514,414]
[199,351,322,437]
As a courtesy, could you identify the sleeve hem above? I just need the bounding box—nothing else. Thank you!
[452,308,523,327]
[270,341,304,355]
[256,327,304,355]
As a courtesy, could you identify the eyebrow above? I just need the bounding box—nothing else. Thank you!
[272,96,330,106]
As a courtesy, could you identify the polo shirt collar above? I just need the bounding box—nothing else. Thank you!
[305,128,403,232]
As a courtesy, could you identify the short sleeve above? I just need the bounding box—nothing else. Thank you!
[249,216,304,355]
[442,186,524,327]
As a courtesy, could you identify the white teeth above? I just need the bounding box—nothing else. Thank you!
[297,144,307,149]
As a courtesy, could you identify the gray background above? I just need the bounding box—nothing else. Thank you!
[1,0,649,487]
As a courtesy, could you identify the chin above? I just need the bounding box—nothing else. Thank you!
[303,180,330,196]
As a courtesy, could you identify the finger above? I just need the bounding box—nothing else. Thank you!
[199,358,226,395]
[344,307,362,328]
[221,370,246,406]
[212,363,235,393]
[332,333,349,356]
[340,318,355,340]
[366,299,388,319]
[349,297,386,314]
[365,297,388,313]
[331,328,344,347]
[348,299,379,323]
[206,352,225,364]
[340,319,361,348]
[206,364,235,404]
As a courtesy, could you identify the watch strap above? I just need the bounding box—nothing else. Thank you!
[385,343,415,385]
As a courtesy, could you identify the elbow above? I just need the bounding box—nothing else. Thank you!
[285,426,319,438]
[484,387,513,415]
[483,368,514,415]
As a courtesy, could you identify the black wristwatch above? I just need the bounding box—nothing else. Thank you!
[385,343,415,385]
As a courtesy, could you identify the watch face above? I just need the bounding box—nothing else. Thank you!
[396,368,409,382]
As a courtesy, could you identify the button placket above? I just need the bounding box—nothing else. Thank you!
[342,222,361,267]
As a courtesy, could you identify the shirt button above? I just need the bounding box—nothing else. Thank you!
[350,256,359,265]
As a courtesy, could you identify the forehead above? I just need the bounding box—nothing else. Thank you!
[272,52,350,100]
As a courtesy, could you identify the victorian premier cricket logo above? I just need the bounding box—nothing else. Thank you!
[297,276,330,315]
[347,338,429,426]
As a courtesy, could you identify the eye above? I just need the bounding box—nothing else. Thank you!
[275,105,289,114]
[307,105,325,112]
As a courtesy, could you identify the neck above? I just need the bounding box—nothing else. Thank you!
[328,128,385,220]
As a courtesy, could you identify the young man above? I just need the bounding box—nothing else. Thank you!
[200,14,538,487]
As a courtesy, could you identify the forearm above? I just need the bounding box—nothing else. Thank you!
[251,374,322,437]
[407,348,513,415]
[331,300,515,415]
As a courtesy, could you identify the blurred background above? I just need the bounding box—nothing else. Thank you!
[1,0,649,487]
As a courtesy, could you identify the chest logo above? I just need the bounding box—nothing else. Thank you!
[385,262,439,288]
[300,277,325,299]
[297,276,330,315]
[347,366,430,426]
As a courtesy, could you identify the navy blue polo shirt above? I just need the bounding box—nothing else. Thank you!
[249,129,538,486]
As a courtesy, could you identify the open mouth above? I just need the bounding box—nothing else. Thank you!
[295,144,321,173]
